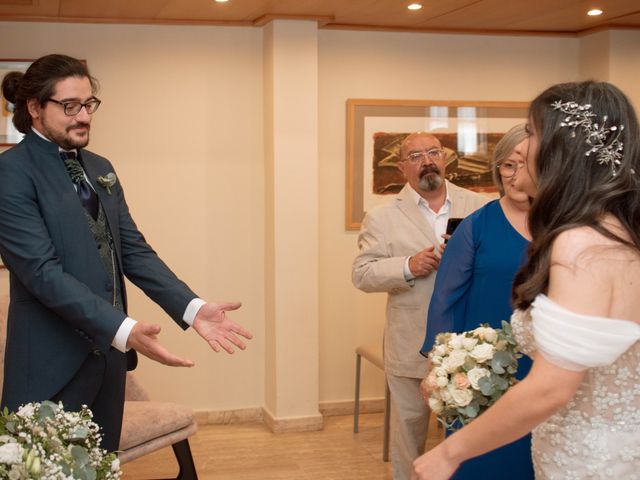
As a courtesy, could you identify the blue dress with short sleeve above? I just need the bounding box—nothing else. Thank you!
[421,199,534,480]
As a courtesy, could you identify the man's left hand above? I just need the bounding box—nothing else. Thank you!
[193,302,253,354]
[439,234,451,256]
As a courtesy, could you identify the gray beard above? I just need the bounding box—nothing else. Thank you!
[418,173,443,191]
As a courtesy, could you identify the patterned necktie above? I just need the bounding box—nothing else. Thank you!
[61,151,99,220]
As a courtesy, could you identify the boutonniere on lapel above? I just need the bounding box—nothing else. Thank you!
[96,172,117,195]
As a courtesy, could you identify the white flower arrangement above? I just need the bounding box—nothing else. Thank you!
[423,321,521,429]
[0,401,121,479]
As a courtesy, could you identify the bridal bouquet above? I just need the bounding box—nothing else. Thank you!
[0,401,121,480]
[424,321,521,429]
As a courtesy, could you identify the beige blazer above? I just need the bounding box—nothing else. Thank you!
[352,182,489,378]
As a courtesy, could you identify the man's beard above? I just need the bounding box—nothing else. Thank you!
[42,122,90,150]
[418,165,443,191]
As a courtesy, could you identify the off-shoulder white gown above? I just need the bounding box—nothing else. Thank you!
[511,295,640,480]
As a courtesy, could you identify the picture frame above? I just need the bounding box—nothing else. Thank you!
[345,99,529,230]
[1,59,33,147]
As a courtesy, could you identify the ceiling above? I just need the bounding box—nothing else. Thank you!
[0,0,639,35]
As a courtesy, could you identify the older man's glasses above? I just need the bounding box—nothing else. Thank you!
[498,160,524,178]
[47,97,101,116]
[405,149,446,164]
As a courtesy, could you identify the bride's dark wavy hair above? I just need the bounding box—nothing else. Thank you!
[513,81,640,309]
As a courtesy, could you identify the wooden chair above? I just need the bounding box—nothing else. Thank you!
[353,344,390,462]
[0,294,198,479]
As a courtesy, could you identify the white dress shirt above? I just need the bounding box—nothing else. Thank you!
[402,184,452,281]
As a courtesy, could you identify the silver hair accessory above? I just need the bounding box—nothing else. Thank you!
[551,100,625,177]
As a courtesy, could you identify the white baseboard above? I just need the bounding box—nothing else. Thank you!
[319,397,385,416]
[193,407,263,426]
[261,406,324,433]
[193,397,385,428]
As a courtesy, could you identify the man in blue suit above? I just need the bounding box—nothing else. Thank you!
[0,54,252,451]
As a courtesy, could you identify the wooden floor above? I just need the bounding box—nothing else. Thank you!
[121,412,444,479]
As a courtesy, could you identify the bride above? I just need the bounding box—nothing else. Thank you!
[412,81,640,480]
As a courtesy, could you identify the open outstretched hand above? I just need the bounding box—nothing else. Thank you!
[193,301,253,354]
[127,322,195,367]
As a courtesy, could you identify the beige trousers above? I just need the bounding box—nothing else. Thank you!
[387,374,430,480]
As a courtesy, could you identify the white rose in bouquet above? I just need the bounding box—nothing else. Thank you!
[441,387,454,404]
[16,404,34,419]
[448,334,465,350]
[448,385,473,407]
[425,321,522,429]
[473,326,497,343]
[469,343,495,363]
[428,396,445,414]
[442,349,468,373]
[467,367,491,390]
[436,376,449,388]
[434,367,448,377]
[0,442,23,464]
[434,344,447,357]
[425,372,438,390]
[462,337,478,351]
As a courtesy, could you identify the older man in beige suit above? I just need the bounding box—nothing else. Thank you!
[352,132,488,479]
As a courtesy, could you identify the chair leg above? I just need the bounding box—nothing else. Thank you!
[383,377,391,462]
[354,353,362,433]
[172,439,198,480]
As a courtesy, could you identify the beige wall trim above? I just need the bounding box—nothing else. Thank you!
[319,397,385,417]
[192,397,384,426]
[262,407,324,433]
[193,407,263,426]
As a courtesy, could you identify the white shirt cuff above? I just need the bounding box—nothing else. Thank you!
[403,256,415,282]
[112,317,137,353]
[183,298,206,326]
[112,298,205,352]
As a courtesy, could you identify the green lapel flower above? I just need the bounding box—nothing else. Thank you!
[97,172,117,195]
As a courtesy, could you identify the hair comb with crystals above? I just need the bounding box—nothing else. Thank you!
[551,100,625,177]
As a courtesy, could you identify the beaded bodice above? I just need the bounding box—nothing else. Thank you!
[511,305,640,479]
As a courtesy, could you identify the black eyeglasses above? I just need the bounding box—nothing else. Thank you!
[47,97,101,116]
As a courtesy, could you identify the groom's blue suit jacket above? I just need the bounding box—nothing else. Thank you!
[0,132,196,410]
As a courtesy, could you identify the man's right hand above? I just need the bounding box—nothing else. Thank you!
[409,246,440,277]
[126,322,195,367]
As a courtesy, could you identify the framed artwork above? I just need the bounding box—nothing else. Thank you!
[345,99,529,230]
[1,59,33,147]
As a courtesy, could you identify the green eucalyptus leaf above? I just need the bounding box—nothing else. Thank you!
[37,402,58,423]
[494,375,510,391]
[68,426,90,442]
[478,376,494,396]
[74,465,97,480]
[492,362,505,374]
[70,445,90,467]
[460,404,479,418]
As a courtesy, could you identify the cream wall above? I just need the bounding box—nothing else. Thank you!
[0,22,265,411]
[579,29,640,108]
[608,30,640,109]
[0,21,638,417]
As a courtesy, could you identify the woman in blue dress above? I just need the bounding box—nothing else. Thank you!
[419,124,534,479]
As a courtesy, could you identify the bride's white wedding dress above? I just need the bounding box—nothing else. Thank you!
[511,294,640,480]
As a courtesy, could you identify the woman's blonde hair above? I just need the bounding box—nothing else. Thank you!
[491,123,528,196]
